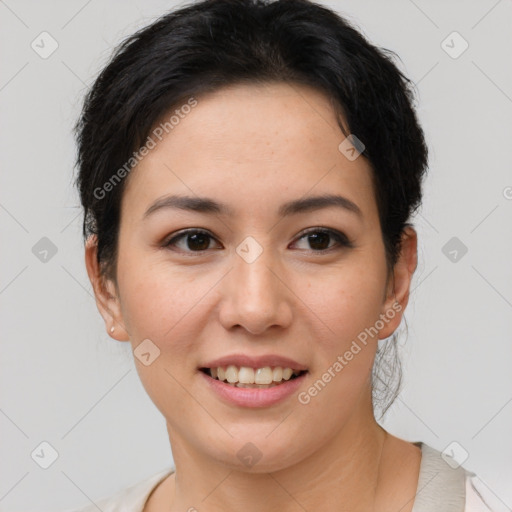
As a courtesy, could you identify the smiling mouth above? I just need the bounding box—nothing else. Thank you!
[200,366,308,388]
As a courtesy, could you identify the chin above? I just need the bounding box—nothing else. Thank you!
[201,430,318,474]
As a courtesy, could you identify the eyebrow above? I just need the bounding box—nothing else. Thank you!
[143,193,362,220]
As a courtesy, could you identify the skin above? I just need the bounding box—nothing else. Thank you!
[85,82,421,512]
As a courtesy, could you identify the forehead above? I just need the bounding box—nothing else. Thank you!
[121,82,377,223]
[151,82,346,161]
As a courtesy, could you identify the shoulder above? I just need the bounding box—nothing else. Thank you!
[62,467,174,512]
[413,442,495,512]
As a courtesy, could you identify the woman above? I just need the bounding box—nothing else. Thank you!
[69,0,493,510]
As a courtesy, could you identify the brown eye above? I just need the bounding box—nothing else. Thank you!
[306,231,331,250]
[293,228,353,252]
[164,230,220,253]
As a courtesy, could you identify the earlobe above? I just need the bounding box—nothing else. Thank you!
[84,235,130,341]
[378,227,418,340]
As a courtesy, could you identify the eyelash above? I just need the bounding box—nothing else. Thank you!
[162,227,354,255]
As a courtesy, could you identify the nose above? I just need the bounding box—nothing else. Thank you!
[218,246,293,335]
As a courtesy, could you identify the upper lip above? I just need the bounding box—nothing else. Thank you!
[201,353,308,371]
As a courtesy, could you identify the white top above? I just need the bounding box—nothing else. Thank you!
[64,443,495,512]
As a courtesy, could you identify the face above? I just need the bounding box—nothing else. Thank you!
[86,82,416,473]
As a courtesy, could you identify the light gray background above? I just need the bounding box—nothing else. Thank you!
[1,0,511,510]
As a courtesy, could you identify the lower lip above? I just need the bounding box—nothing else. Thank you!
[199,370,307,408]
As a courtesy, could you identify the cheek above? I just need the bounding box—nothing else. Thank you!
[118,241,387,353]
[302,261,387,350]
[116,251,208,352]
[296,269,384,417]
[116,259,211,415]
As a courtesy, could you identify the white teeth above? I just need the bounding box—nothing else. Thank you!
[272,367,283,382]
[207,365,303,386]
[225,365,238,383]
[254,366,273,384]
[282,367,293,380]
[238,367,255,384]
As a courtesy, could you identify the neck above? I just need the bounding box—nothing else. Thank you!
[166,402,389,512]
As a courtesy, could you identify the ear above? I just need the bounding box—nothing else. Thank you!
[377,226,418,340]
[84,235,130,341]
